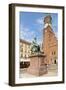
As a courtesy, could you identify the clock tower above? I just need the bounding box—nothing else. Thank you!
[43,15,58,65]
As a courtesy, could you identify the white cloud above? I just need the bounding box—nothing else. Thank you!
[20,25,36,42]
[36,17,44,25]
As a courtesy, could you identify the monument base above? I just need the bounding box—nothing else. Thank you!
[27,54,48,76]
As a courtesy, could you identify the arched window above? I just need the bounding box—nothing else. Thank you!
[54,60,56,64]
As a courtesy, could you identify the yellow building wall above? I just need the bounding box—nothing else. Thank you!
[20,40,31,59]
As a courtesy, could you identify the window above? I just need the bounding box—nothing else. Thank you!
[25,55,26,58]
[21,54,23,58]
[54,60,56,64]
[52,52,53,55]
[52,51,56,55]
[21,48,23,52]
[54,51,55,55]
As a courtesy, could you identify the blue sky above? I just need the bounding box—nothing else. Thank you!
[19,12,58,44]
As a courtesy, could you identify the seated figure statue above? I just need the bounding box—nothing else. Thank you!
[30,37,40,54]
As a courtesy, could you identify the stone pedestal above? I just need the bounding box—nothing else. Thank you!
[27,54,48,76]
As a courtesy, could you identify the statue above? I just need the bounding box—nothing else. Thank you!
[30,37,40,54]
[27,37,47,76]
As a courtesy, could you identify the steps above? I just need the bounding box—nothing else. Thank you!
[48,64,58,71]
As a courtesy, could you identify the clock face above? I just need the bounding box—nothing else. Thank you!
[44,23,52,28]
[44,23,48,28]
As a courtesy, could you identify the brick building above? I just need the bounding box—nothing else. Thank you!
[43,16,58,65]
